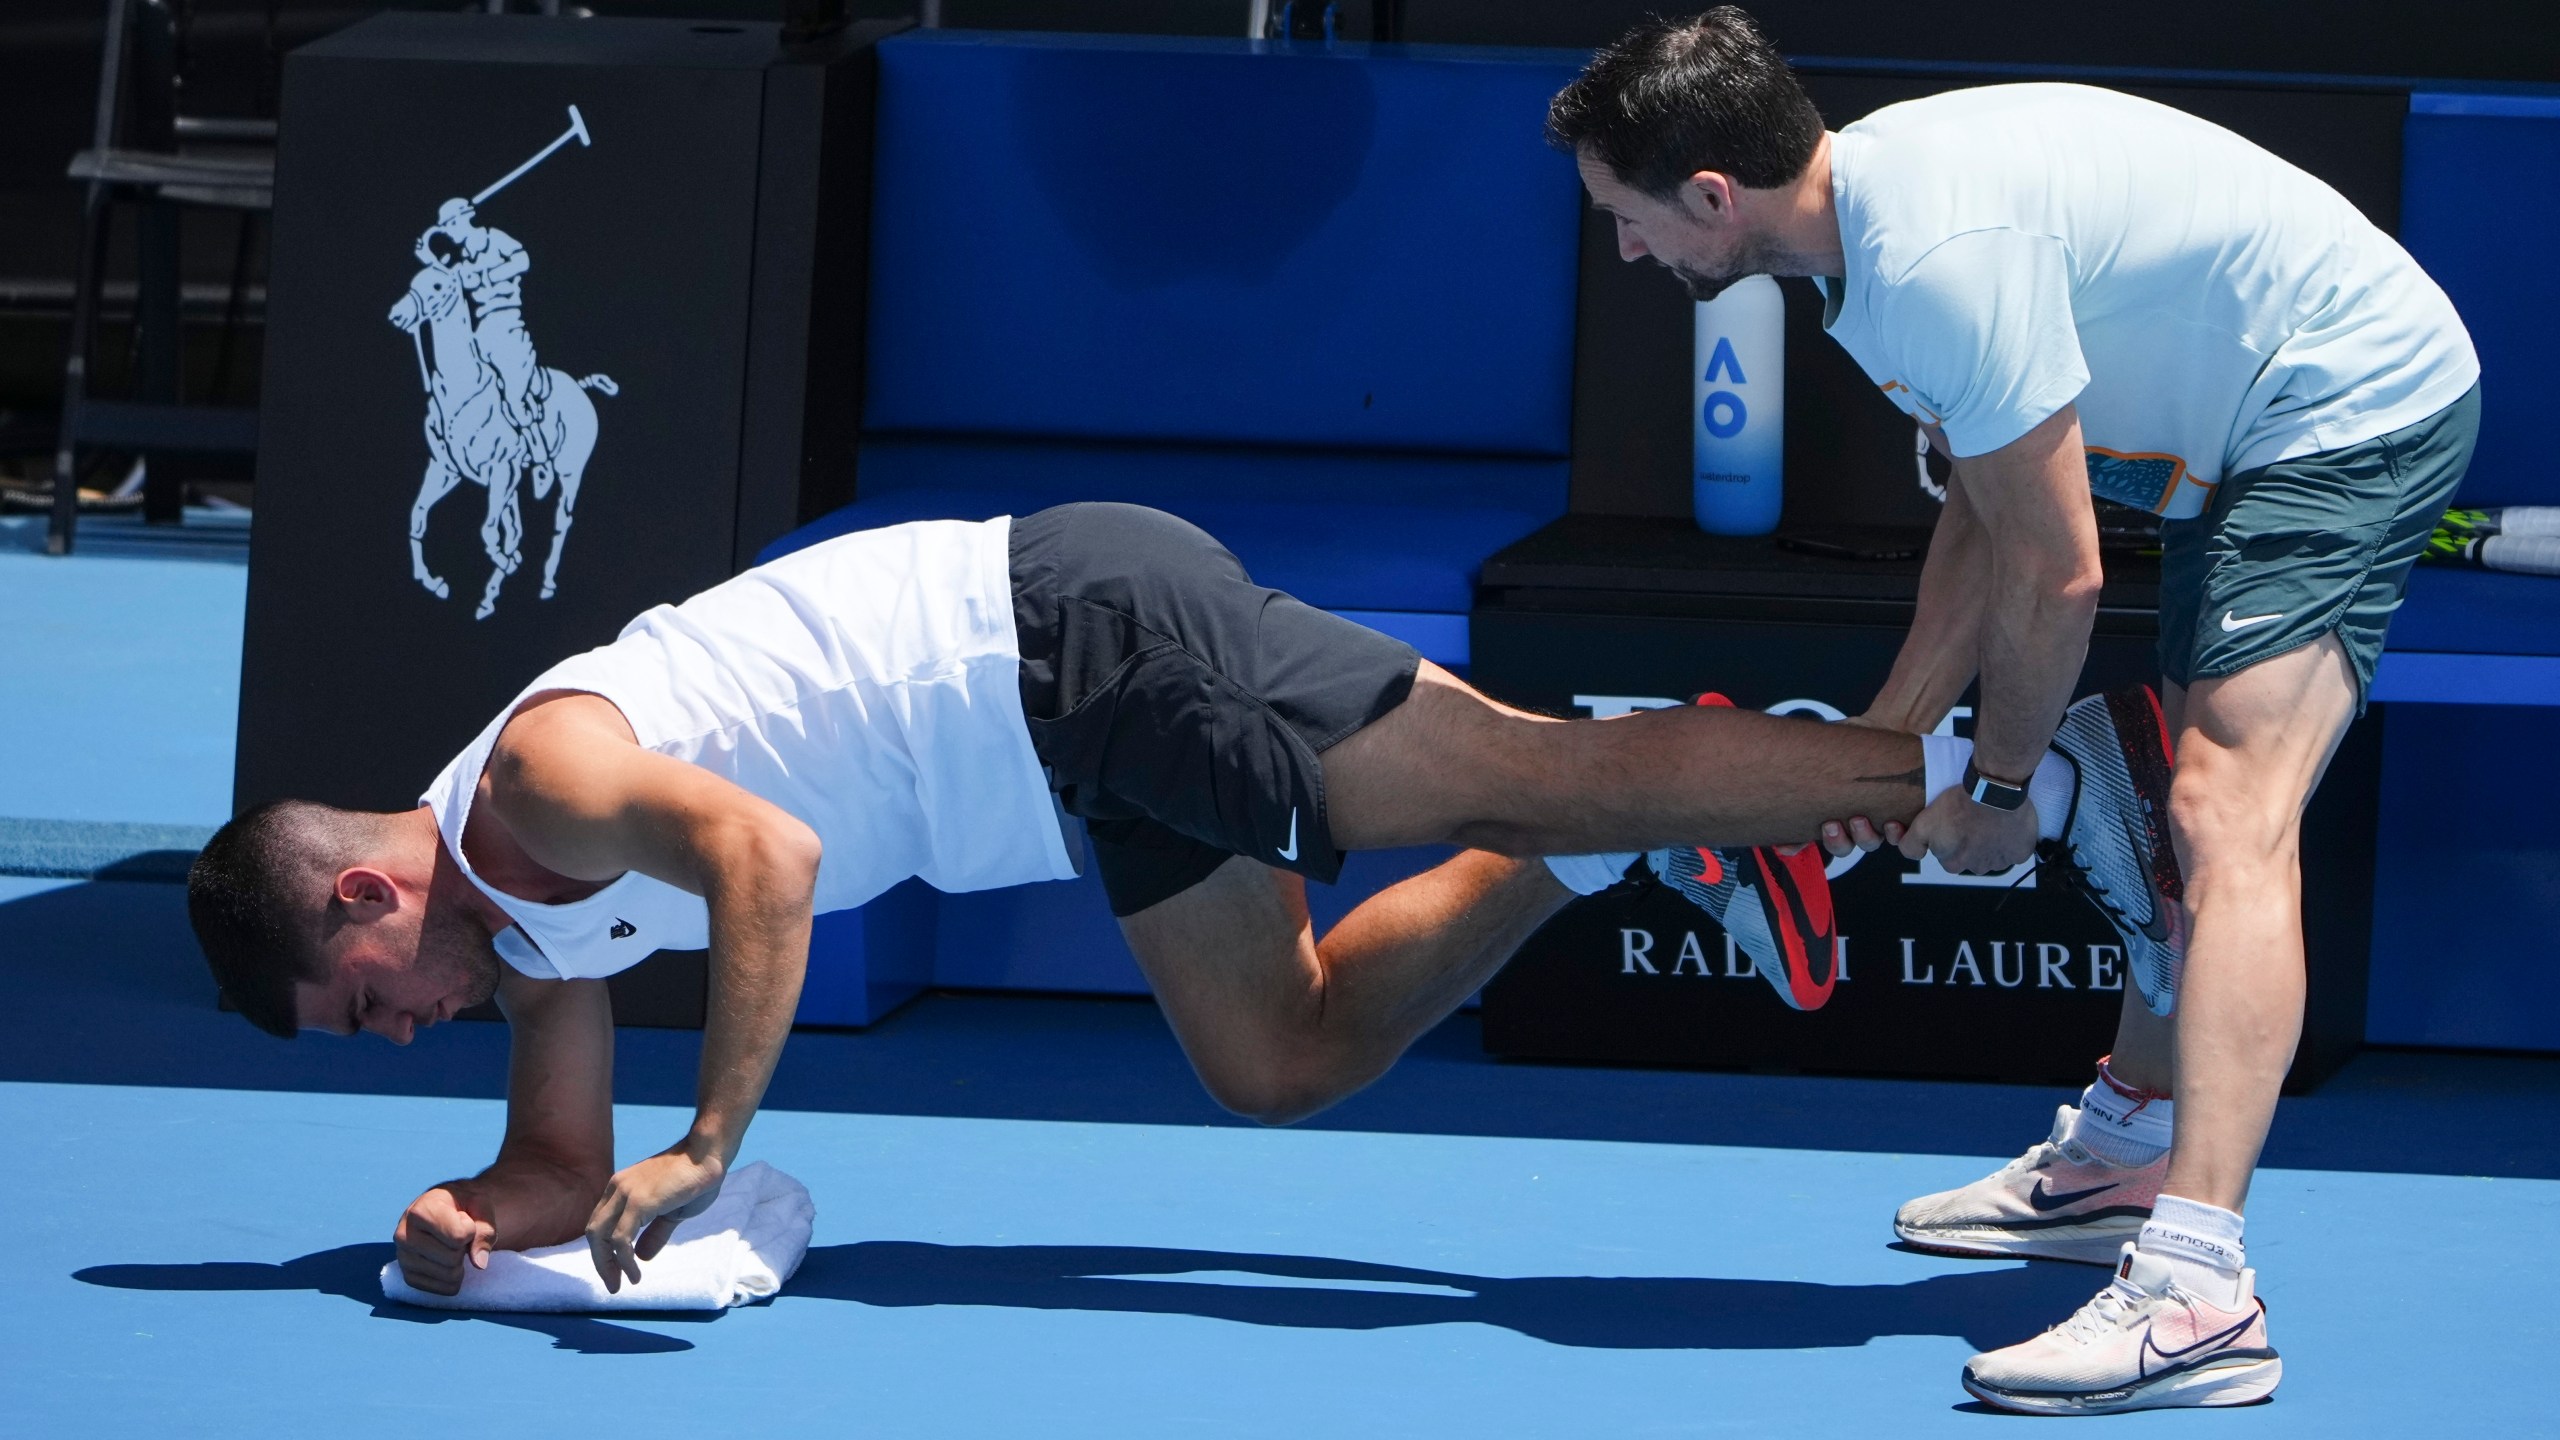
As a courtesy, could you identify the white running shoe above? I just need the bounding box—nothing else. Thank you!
[1894,1105,2166,1265]
[2041,687,2186,1015]
[1962,1244,2280,1415]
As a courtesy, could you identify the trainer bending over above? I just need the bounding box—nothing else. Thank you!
[1550,8,2477,1413]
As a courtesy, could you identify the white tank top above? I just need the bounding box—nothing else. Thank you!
[420,516,1079,982]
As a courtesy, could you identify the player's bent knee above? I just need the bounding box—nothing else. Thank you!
[1191,1049,1364,1127]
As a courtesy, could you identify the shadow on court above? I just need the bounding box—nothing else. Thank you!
[74,1239,2095,1356]
[787,1241,2097,1353]
[73,1244,716,1355]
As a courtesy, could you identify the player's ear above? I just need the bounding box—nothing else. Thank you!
[333,866,401,923]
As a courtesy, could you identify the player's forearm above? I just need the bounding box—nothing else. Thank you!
[456,1149,611,1250]
[683,829,817,1165]
[1867,482,1991,731]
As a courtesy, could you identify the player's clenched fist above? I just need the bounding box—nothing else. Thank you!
[394,1185,496,1297]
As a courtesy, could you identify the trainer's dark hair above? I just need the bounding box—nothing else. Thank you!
[187,800,377,1039]
[1546,7,1824,200]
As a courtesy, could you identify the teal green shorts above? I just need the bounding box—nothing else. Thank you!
[2157,384,2480,708]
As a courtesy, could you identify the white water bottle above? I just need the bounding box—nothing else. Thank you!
[1692,275,1785,535]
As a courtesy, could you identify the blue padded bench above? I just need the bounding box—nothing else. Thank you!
[774,32,1587,1022]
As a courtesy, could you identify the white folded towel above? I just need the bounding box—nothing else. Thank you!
[380,1160,815,1312]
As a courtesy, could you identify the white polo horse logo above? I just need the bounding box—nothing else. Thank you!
[388,106,616,620]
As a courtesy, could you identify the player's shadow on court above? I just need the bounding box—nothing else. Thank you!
[73,1243,713,1355]
[75,1240,2094,1356]
[788,1241,2095,1352]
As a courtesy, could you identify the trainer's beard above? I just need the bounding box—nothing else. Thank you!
[1668,261,1741,302]
[1660,236,1791,303]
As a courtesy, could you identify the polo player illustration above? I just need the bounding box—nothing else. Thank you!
[388,105,616,621]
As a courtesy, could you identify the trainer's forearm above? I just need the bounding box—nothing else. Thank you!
[683,831,816,1166]
[1866,476,1992,733]
[1973,542,2099,780]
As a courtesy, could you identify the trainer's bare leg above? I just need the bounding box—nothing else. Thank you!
[1123,660,1928,1124]
[2157,635,2358,1210]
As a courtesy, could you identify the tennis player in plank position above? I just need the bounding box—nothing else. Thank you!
[1549,8,2479,1413]
[186,502,2176,1308]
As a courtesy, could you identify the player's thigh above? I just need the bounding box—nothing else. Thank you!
[1117,855,1328,1078]
[1321,661,1551,850]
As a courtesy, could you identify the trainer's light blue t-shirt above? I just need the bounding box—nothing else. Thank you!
[1819,84,2478,518]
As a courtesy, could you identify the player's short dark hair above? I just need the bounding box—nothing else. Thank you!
[1546,7,1825,200]
[187,800,372,1039]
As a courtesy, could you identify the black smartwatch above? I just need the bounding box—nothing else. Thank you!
[1963,761,2031,812]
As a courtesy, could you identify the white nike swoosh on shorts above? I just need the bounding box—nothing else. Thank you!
[2219,611,2285,633]
[1276,808,1299,862]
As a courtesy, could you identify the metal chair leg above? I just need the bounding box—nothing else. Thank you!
[138,197,184,524]
[50,185,114,557]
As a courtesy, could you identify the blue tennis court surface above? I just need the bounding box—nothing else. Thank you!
[8,873,2558,1437]
[11,535,2560,1435]
[13,1076,2557,1438]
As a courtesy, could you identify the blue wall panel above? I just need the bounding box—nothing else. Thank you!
[2403,95,2560,506]
[865,31,1585,454]
[2366,702,2560,1050]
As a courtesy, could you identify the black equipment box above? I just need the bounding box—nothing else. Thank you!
[1471,517,2378,1092]
[236,13,894,814]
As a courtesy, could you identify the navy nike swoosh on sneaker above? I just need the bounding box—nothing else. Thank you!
[2139,1311,2262,1376]
[2028,1179,2121,1212]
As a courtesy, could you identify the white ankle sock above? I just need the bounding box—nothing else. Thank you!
[1918,736,2073,842]
[1545,852,1640,895]
[2070,1059,2174,1166]
[2137,1194,2247,1308]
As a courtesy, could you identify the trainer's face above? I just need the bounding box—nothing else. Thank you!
[1577,150,1765,302]
[295,878,501,1044]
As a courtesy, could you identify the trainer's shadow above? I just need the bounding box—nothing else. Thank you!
[789,1242,2095,1352]
[74,1243,708,1355]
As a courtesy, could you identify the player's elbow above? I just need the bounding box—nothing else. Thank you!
[738,814,822,896]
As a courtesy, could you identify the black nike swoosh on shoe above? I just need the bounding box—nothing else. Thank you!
[2139,1311,2262,1376]
[2028,1179,2121,1212]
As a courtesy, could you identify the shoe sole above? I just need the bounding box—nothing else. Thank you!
[1963,1353,2281,1415]
[1893,1219,2139,1267]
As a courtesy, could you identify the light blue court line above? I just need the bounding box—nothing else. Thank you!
[0,548,244,826]
[12,1081,2556,1439]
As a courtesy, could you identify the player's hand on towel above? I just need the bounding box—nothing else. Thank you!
[584,1146,725,1293]
[1900,787,2036,874]
[394,1184,497,1297]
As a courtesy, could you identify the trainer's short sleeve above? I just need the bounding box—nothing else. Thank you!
[1875,229,2089,459]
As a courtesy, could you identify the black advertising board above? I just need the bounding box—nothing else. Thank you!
[237,14,890,815]
[1470,530,2378,1091]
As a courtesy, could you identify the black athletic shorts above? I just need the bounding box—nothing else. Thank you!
[1008,503,1422,917]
